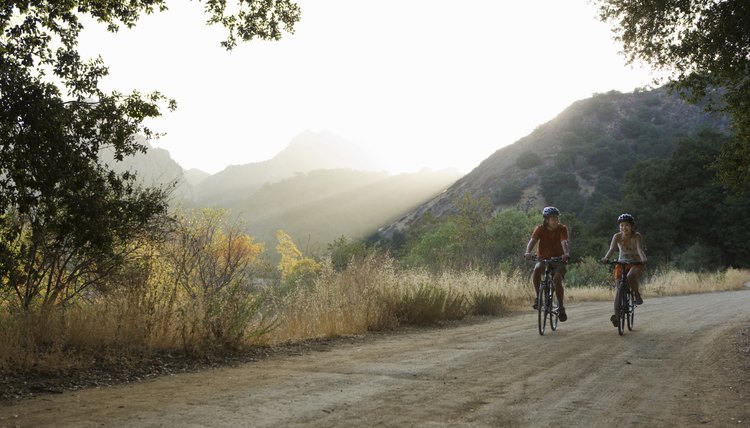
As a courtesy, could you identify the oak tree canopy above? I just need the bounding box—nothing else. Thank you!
[0,0,300,308]
[596,0,750,190]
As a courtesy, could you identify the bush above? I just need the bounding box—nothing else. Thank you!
[516,151,542,169]
[394,283,468,325]
[495,181,523,205]
[673,243,724,272]
[566,256,612,288]
[472,291,506,316]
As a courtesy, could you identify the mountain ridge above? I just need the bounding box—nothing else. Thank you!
[192,130,388,206]
[108,130,463,251]
[374,87,730,241]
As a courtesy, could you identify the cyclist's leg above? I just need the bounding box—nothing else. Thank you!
[553,264,567,321]
[553,271,565,306]
[627,266,644,304]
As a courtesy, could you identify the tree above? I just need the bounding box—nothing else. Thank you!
[0,1,300,308]
[595,0,750,190]
[0,182,171,310]
[327,236,367,272]
[404,221,460,272]
[620,130,750,268]
[495,181,523,205]
[276,230,320,289]
[162,209,266,345]
[486,208,535,268]
[404,193,502,272]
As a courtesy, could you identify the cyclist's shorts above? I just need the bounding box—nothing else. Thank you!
[615,263,644,280]
[539,261,567,276]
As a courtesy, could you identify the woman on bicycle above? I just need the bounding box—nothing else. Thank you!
[524,206,570,322]
[601,213,648,327]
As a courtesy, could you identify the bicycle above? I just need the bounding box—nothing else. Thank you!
[532,256,565,336]
[604,260,643,336]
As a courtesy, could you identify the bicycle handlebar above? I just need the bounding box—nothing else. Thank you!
[601,260,644,265]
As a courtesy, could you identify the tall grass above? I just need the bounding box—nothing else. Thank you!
[0,255,748,373]
[646,267,749,296]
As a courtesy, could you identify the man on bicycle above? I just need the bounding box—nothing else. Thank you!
[600,213,648,327]
[524,206,570,321]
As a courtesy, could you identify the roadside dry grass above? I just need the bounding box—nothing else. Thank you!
[563,267,749,304]
[0,259,748,380]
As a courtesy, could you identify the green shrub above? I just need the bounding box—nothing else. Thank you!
[516,151,542,169]
[566,256,612,288]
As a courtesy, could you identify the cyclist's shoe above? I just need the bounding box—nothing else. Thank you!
[558,306,567,322]
[634,293,644,305]
[610,314,619,327]
[532,301,538,310]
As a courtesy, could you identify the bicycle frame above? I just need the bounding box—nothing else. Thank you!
[533,256,563,336]
[607,260,642,336]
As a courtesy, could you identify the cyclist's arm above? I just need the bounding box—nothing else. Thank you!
[524,237,538,259]
[561,239,570,262]
[635,233,648,263]
[601,234,618,261]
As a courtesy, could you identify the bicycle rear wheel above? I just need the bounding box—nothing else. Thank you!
[537,281,547,336]
[616,281,627,336]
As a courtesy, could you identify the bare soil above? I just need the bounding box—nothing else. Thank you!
[2,289,750,427]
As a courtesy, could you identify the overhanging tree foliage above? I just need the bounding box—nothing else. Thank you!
[595,0,750,190]
[619,130,750,268]
[0,1,300,309]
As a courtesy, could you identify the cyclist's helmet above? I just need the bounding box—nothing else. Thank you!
[542,206,560,218]
[618,213,635,224]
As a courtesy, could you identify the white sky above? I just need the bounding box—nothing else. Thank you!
[78,1,657,175]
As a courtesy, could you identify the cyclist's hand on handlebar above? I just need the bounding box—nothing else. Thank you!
[562,254,570,263]
[524,252,532,261]
[600,257,609,264]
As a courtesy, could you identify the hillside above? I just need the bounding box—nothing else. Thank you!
[229,168,461,253]
[375,87,730,240]
[193,130,386,206]
[108,131,462,250]
[99,135,197,203]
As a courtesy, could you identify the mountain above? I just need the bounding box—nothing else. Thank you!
[227,168,461,252]
[193,130,386,206]
[375,87,730,240]
[99,135,197,203]
[104,130,462,251]
[183,168,210,187]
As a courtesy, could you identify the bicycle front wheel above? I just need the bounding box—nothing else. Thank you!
[549,286,559,331]
[537,281,547,336]
[627,289,635,331]
[616,281,627,336]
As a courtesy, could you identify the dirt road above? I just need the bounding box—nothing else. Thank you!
[2,289,749,427]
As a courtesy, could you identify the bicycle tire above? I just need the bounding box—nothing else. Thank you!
[549,285,559,331]
[627,289,635,331]
[617,281,627,336]
[537,280,547,335]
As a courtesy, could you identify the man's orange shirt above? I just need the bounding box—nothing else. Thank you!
[532,224,569,259]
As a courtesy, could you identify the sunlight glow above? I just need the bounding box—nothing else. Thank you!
[78,1,658,175]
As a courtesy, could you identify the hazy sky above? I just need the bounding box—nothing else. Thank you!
[78,1,657,175]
